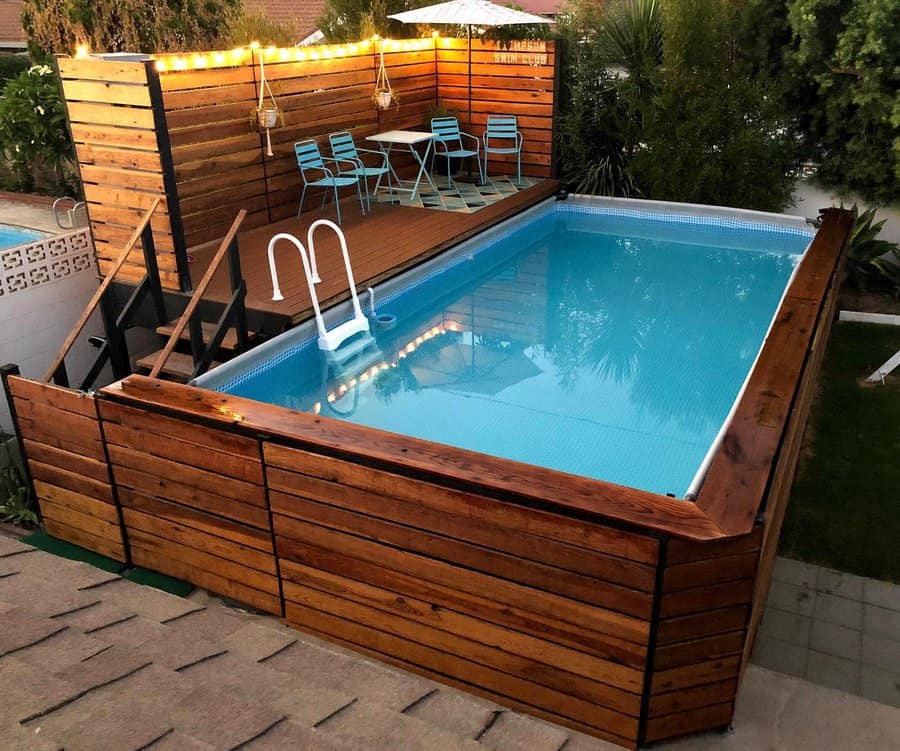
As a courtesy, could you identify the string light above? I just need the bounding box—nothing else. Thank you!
[143,32,440,73]
[75,44,90,58]
[322,323,461,407]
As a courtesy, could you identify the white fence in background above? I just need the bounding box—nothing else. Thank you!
[0,228,104,432]
[0,228,94,298]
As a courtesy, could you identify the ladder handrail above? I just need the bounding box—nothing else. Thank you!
[150,210,247,379]
[43,198,162,383]
[267,219,370,352]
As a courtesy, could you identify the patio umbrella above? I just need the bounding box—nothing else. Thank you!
[388,0,552,129]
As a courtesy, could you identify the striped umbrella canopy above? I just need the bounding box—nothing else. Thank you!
[389,0,552,128]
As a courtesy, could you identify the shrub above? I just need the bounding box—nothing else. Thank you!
[844,204,900,295]
[785,0,899,205]
[0,64,77,195]
[556,0,798,210]
[220,7,300,48]
[22,0,239,55]
[0,54,30,84]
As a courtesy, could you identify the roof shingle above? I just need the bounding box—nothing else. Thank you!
[246,0,328,40]
[0,0,26,44]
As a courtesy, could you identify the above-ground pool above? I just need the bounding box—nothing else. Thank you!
[0,224,45,250]
[200,200,813,497]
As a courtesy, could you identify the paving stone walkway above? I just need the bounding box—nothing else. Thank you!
[2,536,899,751]
[752,557,900,708]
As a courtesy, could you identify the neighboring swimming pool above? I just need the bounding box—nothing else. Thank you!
[199,201,813,497]
[0,224,45,249]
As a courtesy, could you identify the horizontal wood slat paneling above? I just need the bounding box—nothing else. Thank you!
[59,59,179,288]
[97,399,279,614]
[269,438,654,746]
[7,378,124,561]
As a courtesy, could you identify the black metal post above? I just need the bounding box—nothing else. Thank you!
[188,314,205,366]
[99,291,131,379]
[141,223,168,327]
[227,236,250,352]
[51,360,70,388]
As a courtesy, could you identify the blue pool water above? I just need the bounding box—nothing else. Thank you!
[0,224,44,249]
[211,204,812,496]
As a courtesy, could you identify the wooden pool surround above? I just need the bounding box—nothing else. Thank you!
[3,208,852,748]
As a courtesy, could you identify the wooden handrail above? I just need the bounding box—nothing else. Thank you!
[150,210,247,379]
[43,198,161,383]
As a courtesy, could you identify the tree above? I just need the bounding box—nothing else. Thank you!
[784,0,899,204]
[318,0,412,43]
[21,0,239,55]
[0,64,75,194]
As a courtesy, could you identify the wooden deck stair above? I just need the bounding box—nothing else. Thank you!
[136,350,222,380]
[155,320,258,352]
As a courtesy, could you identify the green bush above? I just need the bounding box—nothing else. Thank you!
[556,0,798,210]
[844,204,900,296]
[0,64,77,195]
[740,0,899,205]
[0,54,30,84]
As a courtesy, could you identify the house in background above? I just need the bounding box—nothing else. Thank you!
[0,0,26,52]
[246,0,327,43]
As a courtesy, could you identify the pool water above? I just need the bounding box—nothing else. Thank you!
[213,205,812,496]
[0,224,44,249]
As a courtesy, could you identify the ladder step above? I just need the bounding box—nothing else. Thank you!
[155,320,257,352]
[136,351,221,380]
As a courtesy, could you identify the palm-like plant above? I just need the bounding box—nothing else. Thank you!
[844,204,900,293]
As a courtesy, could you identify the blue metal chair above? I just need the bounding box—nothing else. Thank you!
[483,115,524,185]
[294,139,366,225]
[430,117,484,189]
[328,131,392,211]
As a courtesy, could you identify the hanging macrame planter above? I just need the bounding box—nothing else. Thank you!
[372,40,398,110]
[250,50,284,157]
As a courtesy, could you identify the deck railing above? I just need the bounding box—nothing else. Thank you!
[149,210,249,380]
[43,198,167,389]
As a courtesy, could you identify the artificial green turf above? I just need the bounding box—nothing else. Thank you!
[123,567,194,597]
[20,531,126,574]
[779,321,900,582]
[20,532,193,595]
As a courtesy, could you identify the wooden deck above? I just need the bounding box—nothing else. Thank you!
[189,180,559,325]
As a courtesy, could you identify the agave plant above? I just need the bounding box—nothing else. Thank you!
[0,464,37,528]
[844,204,900,293]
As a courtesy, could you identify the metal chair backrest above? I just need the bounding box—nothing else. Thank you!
[295,139,326,172]
[328,131,360,163]
[431,117,463,147]
[485,115,518,141]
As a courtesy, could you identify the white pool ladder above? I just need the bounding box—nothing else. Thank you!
[267,219,370,352]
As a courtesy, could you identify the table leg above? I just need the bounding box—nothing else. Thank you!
[408,140,437,201]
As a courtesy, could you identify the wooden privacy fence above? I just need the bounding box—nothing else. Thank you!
[0,206,854,750]
[58,38,557,291]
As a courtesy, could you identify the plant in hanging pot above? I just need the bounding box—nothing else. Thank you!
[373,87,399,110]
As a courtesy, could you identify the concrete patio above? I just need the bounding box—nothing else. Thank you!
[1,534,899,751]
